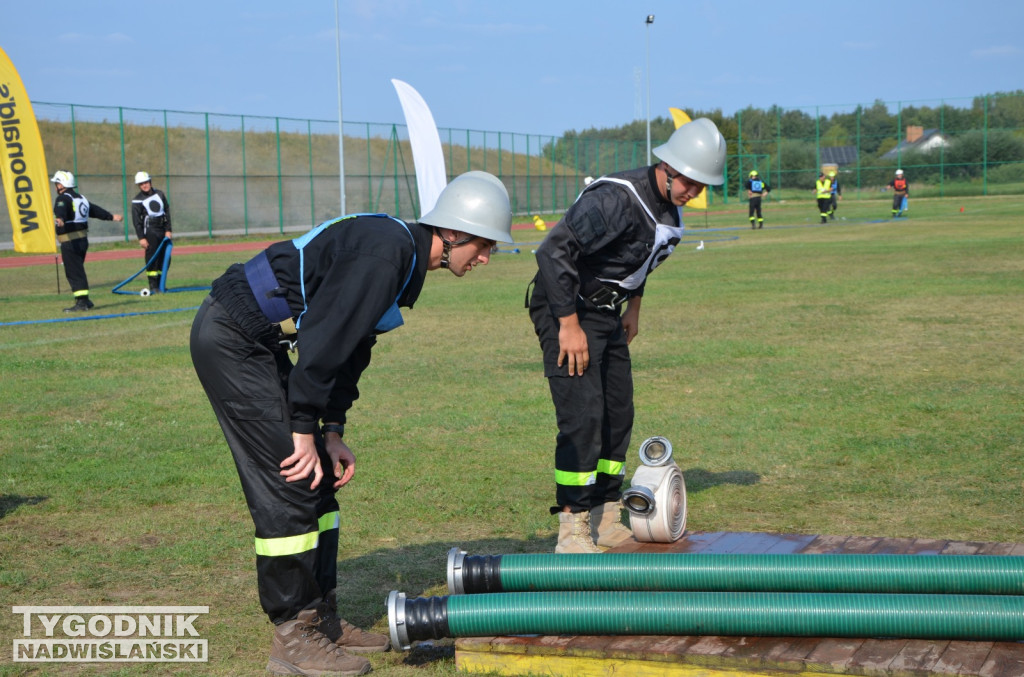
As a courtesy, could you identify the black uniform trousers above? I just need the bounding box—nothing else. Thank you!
[817,197,832,221]
[529,283,633,514]
[144,229,171,288]
[61,238,90,296]
[892,193,906,214]
[190,296,339,624]
[748,196,764,223]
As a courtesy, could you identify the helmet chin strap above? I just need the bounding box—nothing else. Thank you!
[662,163,675,201]
[436,228,474,269]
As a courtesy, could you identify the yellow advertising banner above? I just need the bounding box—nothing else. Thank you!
[668,107,708,210]
[0,46,56,253]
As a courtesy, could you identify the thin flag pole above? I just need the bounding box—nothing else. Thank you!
[334,0,347,216]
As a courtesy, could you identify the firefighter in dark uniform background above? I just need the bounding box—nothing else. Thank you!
[744,169,771,229]
[828,170,841,220]
[528,119,727,554]
[50,170,123,312]
[131,171,172,293]
[190,171,513,677]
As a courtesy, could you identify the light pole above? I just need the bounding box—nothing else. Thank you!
[645,14,654,165]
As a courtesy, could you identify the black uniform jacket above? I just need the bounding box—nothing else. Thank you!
[53,190,116,237]
[210,215,431,434]
[534,166,680,319]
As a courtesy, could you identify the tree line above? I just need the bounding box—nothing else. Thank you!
[544,91,1024,188]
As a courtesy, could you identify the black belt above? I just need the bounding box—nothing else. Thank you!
[579,276,628,311]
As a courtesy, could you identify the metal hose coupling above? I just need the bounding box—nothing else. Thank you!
[387,591,450,651]
[447,547,506,595]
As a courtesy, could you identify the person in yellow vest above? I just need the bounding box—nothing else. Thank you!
[815,172,833,224]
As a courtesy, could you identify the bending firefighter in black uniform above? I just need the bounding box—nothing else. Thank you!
[744,169,770,229]
[131,171,172,293]
[190,171,513,677]
[528,119,727,553]
[50,170,124,312]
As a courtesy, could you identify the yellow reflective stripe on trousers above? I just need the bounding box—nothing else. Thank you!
[254,530,318,557]
[318,511,339,533]
[555,469,596,487]
[597,459,624,477]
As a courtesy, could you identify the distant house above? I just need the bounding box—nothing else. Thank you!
[820,146,859,167]
[882,125,950,159]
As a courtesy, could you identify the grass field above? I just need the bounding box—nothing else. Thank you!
[1,193,1022,675]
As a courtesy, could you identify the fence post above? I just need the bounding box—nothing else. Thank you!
[855,105,861,198]
[307,119,315,228]
[162,109,171,200]
[275,117,283,234]
[118,106,129,241]
[896,102,902,170]
[737,109,744,186]
[241,116,249,235]
[70,104,78,177]
[205,113,214,237]
[366,122,372,212]
[939,102,945,197]
[983,94,989,196]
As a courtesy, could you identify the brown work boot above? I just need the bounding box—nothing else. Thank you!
[591,501,634,550]
[555,511,601,553]
[267,608,370,676]
[318,590,390,654]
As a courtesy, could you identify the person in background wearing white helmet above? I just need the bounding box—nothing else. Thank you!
[744,169,771,229]
[131,171,172,293]
[527,118,727,554]
[50,170,124,312]
[887,168,909,217]
[190,170,513,676]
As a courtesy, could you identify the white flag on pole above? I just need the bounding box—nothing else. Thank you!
[391,79,447,216]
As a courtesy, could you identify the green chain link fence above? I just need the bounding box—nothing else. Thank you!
[2,92,1022,246]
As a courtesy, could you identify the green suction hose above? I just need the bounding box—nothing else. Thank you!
[447,548,1024,595]
[388,589,1024,649]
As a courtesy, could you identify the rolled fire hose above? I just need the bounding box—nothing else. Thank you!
[446,548,1024,595]
[622,435,686,542]
[387,589,1024,650]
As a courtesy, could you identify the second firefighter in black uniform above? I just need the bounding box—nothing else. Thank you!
[131,171,172,293]
[50,170,123,312]
[528,118,727,554]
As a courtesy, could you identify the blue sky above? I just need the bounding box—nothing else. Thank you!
[3,0,1022,137]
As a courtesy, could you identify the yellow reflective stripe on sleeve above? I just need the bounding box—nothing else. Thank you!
[254,530,319,557]
[555,469,596,487]
[597,459,625,477]
[318,511,340,533]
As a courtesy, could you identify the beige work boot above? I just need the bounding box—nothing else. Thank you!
[318,589,390,653]
[591,501,634,550]
[555,511,602,553]
[267,608,370,676]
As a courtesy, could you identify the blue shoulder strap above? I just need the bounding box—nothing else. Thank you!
[291,214,416,330]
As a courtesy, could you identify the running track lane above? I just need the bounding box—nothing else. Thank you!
[0,221,546,269]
